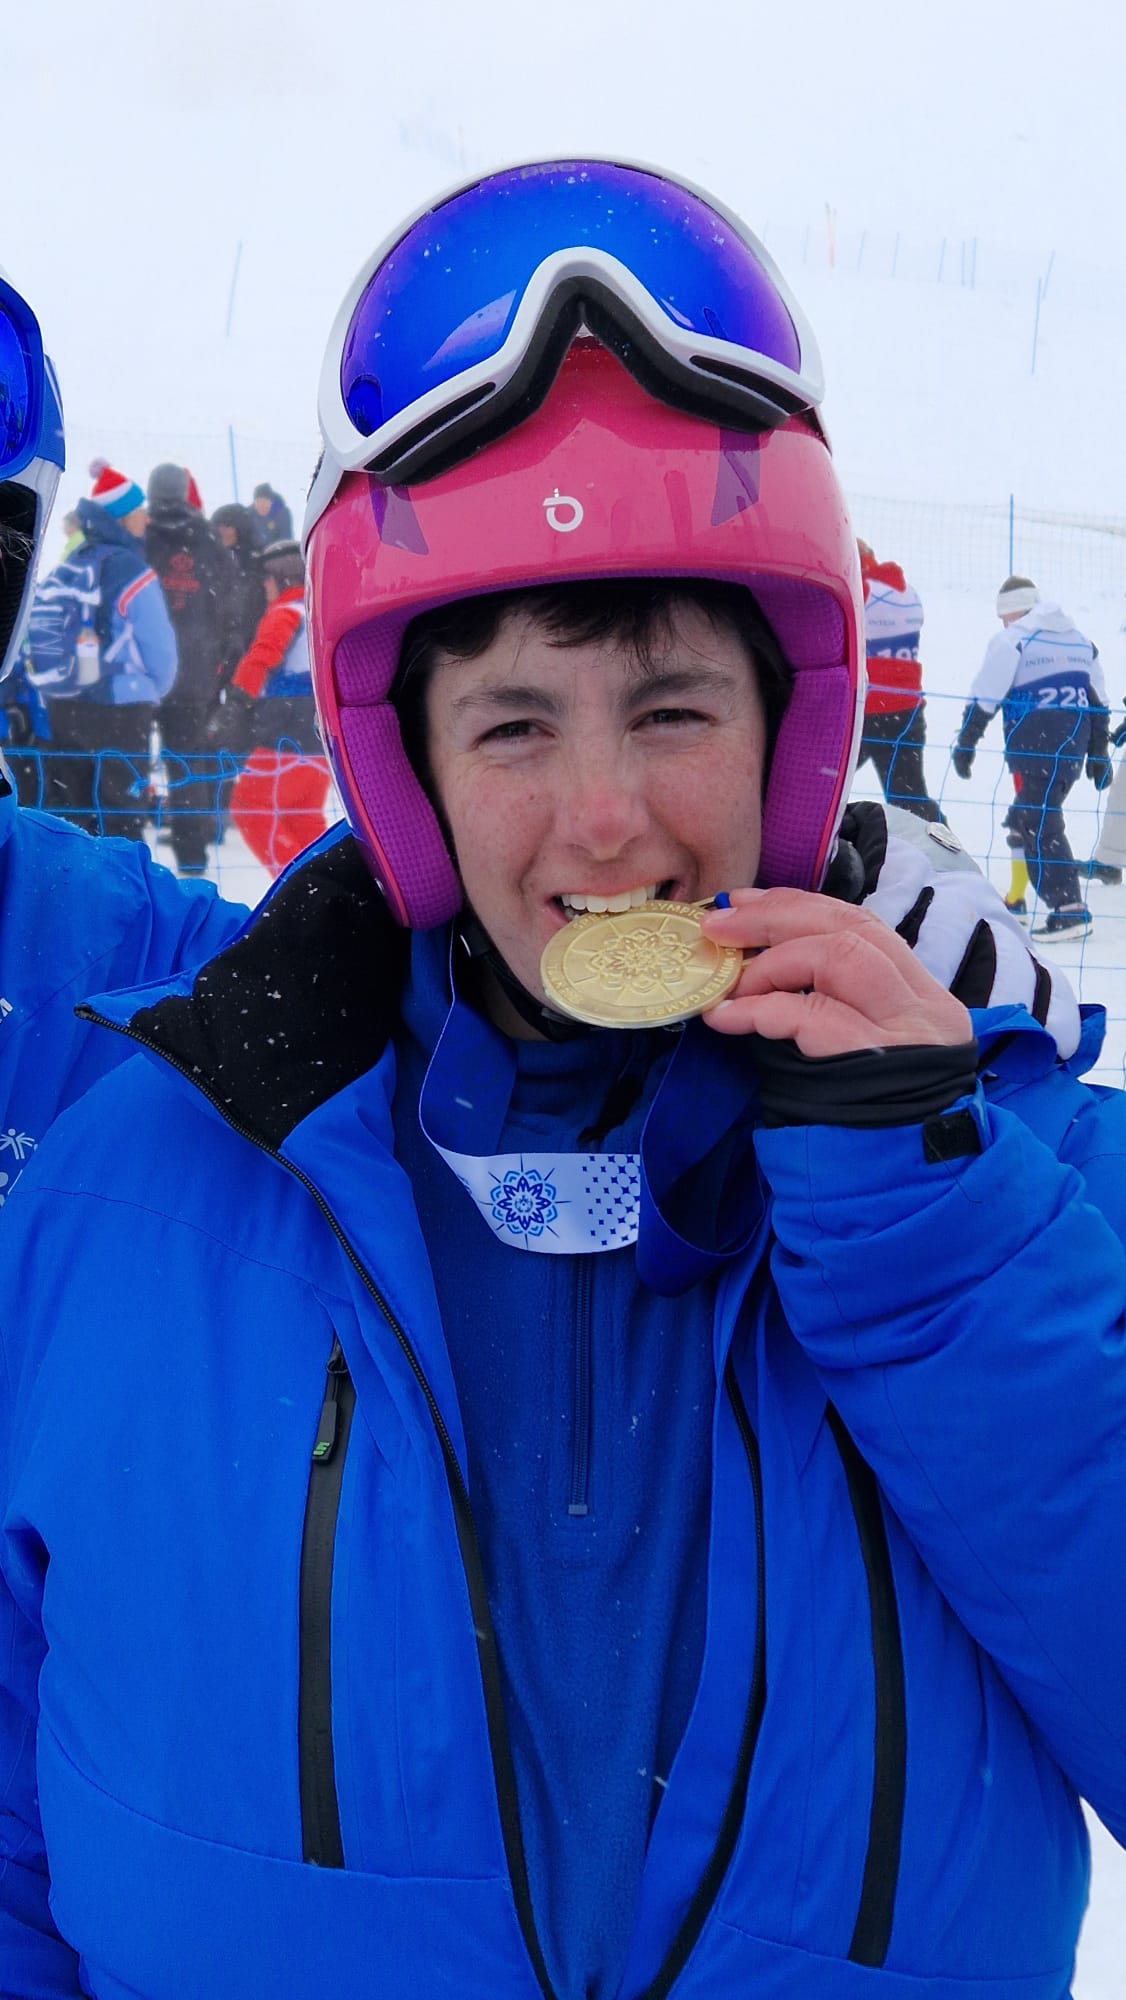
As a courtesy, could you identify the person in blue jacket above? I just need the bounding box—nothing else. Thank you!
[1,164,1124,2000]
[0,271,247,1188]
[30,457,180,843]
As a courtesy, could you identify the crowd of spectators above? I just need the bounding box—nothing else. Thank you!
[1,460,328,879]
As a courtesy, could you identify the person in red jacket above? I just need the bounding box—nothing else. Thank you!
[224,541,332,875]
[856,540,944,823]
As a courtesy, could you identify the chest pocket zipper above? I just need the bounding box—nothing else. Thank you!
[826,1404,907,1966]
[299,1336,356,1867]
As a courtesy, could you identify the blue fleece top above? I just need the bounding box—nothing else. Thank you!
[393,929,720,2000]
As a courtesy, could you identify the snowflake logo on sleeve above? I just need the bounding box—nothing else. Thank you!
[0,1129,36,1206]
[489,1166,560,1241]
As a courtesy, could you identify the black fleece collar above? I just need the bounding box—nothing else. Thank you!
[127,836,409,1150]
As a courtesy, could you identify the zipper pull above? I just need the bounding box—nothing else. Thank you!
[312,1339,348,1463]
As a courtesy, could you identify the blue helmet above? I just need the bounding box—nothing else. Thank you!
[0,267,65,682]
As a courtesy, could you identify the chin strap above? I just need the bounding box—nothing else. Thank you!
[456,911,591,1041]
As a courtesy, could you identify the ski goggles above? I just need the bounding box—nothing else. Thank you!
[0,271,62,482]
[315,158,825,492]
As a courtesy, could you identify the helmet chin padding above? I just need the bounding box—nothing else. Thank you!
[308,343,863,925]
[333,614,462,925]
[0,482,38,682]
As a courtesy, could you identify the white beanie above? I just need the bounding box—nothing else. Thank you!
[996,576,1039,618]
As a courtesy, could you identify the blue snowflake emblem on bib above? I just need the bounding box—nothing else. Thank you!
[490,1167,559,1240]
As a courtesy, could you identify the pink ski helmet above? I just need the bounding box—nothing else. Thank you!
[305,162,863,928]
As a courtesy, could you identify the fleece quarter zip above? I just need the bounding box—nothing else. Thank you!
[394,928,718,2000]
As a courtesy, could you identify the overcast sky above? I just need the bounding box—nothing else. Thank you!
[5,0,1123,511]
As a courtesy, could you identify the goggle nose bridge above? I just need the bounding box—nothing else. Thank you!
[359,257,809,489]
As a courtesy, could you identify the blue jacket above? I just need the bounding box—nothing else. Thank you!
[57,500,179,706]
[0,769,247,1200]
[1,836,1125,1998]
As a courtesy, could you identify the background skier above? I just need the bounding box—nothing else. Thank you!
[854,538,944,822]
[953,575,1111,938]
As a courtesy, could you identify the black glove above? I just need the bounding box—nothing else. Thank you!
[1110,718,1126,749]
[1086,708,1113,788]
[752,1036,980,1132]
[952,699,991,779]
[205,684,256,750]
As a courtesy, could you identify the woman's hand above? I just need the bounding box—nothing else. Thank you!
[700,888,972,1056]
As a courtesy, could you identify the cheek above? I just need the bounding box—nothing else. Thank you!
[661,737,764,843]
[439,768,544,885]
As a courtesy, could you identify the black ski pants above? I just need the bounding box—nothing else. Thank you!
[1007,752,1084,911]
[42,699,154,844]
[157,697,224,871]
[856,706,944,824]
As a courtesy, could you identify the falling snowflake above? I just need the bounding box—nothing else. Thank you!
[490,1168,559,1240]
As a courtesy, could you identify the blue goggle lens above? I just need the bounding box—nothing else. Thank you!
[341,161,804,440]
[0,300,36,476]
[0,307,33,476]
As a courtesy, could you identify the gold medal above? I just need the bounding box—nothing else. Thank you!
[540,901,742,1029]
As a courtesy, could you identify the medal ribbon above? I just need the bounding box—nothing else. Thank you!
[419,988,642,1254]
[420,971,766,1282]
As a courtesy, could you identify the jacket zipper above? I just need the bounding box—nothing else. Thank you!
[299,1337,356,1867]
[76,1005,555,2000]
[77,1006,769,2000]
[825,1405,906,1968]
[568,1260,593,1517]
[638,1358,767,2000]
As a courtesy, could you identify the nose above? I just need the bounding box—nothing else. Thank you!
[554,746,650,860]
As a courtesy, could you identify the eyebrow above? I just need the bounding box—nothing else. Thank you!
[449,662,743,720]
[449,682,566,719]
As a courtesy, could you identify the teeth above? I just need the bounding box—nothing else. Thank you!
[561,884,660,916]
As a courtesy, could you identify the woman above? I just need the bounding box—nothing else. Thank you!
[0,165,1122,1999]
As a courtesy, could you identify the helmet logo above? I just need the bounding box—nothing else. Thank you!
[543,488,584,534]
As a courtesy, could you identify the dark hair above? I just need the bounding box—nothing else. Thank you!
[210,502,262,557]
[393,577,794,784]
[262,539,305,592]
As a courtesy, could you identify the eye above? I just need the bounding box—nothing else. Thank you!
[478,718,539,744]
[640,706,708,729]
